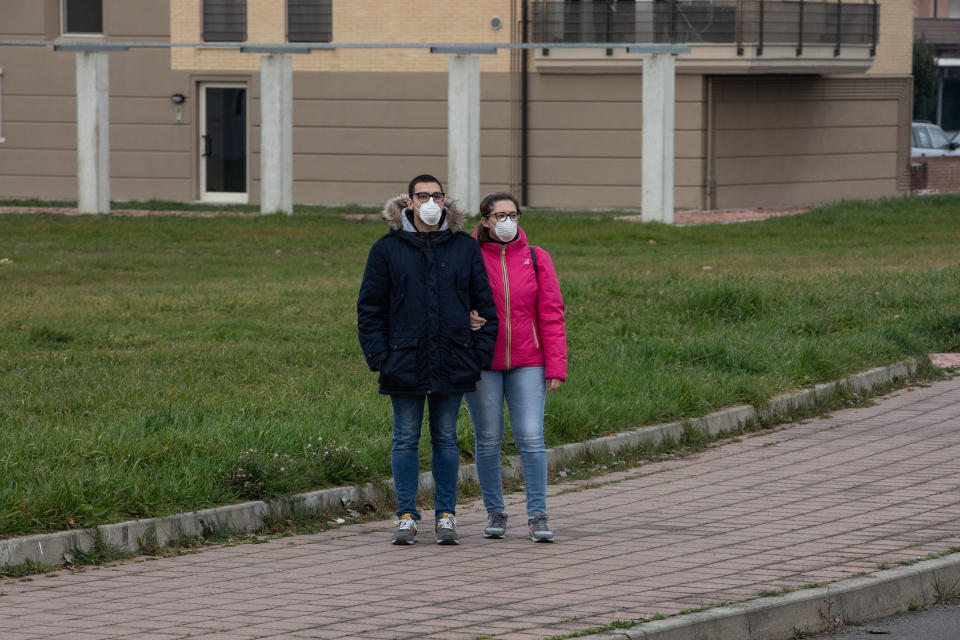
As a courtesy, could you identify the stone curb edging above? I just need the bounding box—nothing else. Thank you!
[0,358,919,569]
[577,552,960,640]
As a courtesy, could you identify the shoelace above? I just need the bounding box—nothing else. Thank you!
[530,514,549,531]
[489,512,507,529]
[437,514,456,530]
[396,517,417,530]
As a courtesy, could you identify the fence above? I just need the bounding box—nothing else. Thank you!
[531,0,878,54]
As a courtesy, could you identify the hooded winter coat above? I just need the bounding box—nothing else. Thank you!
[357,195,498,395]
[475,226,567,381]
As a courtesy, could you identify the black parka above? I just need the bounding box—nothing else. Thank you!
[357,195,498,395]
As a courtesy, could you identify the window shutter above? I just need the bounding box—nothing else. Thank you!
[64,0,103,34]
[287,0,332,42]
[203,0,247,42]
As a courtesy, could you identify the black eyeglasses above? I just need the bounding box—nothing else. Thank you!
[486,211,520,222]
[412,192,445,203]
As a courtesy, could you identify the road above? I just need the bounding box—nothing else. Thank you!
[816,602,960,639]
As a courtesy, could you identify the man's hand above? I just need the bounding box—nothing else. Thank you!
[470,309,487,331]
[547,379,563,392]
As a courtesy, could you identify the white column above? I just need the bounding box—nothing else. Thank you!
[447,54,481,215]
[76,52,110,214]
[642,53,676,224]
[260,54,294,215]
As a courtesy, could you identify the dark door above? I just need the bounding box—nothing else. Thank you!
[202,86,247,196]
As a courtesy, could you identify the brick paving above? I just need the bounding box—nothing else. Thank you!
[2,377,960,640]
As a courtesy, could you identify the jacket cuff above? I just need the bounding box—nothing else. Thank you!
[365,350,387,371]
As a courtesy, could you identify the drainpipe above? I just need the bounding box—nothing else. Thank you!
[521,0,529,206]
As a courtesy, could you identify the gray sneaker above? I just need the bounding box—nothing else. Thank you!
[528,513,554,543]
[435,512,460,545]
[391,514,419,545]
[483,511,508,539]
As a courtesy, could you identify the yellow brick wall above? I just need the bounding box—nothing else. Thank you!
[171,0,517,72]
[870,0,913,75]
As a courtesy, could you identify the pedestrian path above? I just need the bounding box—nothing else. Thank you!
[3,377,960,640]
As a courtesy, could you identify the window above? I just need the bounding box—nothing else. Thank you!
[930,126,953,150]
[287,0,332,42]
[62,0,103,35]
[203,0,247,42]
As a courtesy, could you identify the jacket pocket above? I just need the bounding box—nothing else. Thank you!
[390,274,407,314]
[379,334,420,389]
[446,331,481,385]
[531,320,540,349]
[453,273,469,313]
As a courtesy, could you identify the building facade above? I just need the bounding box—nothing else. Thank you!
[0,0,913,210]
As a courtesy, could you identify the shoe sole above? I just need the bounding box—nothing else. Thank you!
[530,534,555,543]
[483,531,505,539]
[435,538,460,545]
[392,538,417,545]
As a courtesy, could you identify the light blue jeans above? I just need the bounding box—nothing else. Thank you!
[464,366,548,518]
[390,393,463,522]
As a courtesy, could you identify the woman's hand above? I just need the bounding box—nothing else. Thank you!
[547,378,564,392]
[470,309,487,331]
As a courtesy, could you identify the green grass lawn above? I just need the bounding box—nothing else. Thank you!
[2,196,960,539]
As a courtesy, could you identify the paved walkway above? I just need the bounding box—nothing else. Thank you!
[3,377,960,640]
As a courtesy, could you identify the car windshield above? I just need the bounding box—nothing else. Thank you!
[915,126,933,148]
[930,126,953,149]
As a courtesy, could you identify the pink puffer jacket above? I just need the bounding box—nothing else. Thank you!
[474,227,567,381]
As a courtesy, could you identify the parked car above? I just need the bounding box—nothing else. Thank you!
[912,121,960,157]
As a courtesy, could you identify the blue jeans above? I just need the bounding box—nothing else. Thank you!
[390,393,463,521]
[464,367,548,518]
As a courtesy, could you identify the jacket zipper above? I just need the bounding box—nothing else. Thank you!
[500,245,511,370]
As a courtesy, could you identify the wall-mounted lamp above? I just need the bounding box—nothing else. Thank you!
[490,16,503,30]
[170,93,186,104]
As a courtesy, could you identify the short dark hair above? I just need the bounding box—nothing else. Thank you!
[408,174,443,197]
[476,192,522,243]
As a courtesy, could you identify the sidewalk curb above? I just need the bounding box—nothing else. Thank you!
[578,552,960,640]
[0,359,919,570]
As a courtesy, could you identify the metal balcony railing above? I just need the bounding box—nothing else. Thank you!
[531,0,879,56]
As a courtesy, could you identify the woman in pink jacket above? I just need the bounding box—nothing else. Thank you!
[466,192,567,542]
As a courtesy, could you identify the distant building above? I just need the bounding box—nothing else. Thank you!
[915,0,960,131]
[0,0,913,210]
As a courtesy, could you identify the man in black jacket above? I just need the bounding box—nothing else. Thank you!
[358,174,498,545]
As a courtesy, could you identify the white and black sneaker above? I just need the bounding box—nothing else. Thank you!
[391,514,419,545]
[483,511,508,539]
[435,512,460,545]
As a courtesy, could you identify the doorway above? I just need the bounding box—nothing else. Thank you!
[199,84,247,203]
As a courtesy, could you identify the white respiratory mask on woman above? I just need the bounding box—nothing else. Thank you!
[418,198,443,226]
[494,217,518,242]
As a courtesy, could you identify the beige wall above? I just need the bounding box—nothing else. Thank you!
[171,0,517,73]
[709,76,911,208]
[870,0,913,75]
[0,44,197,202]
[525,73,706,210]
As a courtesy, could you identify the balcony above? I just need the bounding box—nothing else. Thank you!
[530,0,878,74]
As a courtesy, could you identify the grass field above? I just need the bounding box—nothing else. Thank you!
[2,196,960,539]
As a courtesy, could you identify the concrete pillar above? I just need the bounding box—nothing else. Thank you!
[76,52,110,214]
[447,55,481,215]
[641,54,676,224]
[260,54,294,215]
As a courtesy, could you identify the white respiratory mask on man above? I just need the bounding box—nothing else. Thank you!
[418,198,443,226]
[494,217,518,242]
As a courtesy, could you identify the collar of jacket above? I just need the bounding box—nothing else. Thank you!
[382,193,467,233]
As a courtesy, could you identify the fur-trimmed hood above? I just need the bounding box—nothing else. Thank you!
[381,193,468,233]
